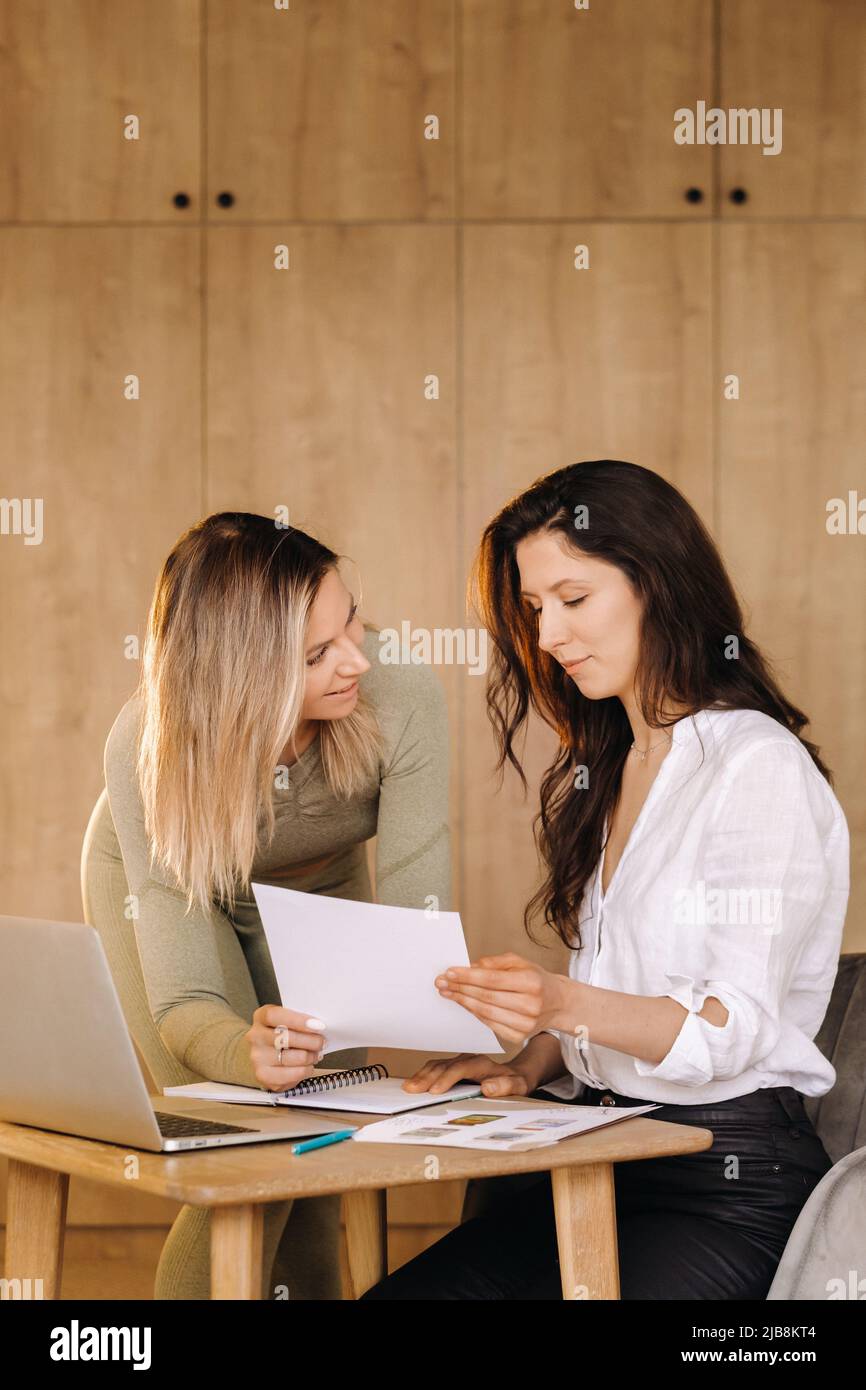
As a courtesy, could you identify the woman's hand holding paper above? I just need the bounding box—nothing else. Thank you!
[245,1003,329,1092]
[434,953,570,1043]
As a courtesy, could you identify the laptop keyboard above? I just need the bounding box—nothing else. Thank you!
[154,1110,259,1138]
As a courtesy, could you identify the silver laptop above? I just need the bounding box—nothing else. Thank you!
[0,915,353,1152]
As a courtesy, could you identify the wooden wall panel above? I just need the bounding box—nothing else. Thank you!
[0,0,200,222]
[718,224,866,947]
[0,228,202,915]
[462,0,713,219]
[205,224,461,898]
[720,0,866,217]
[460,223,714,964]
[207,0,455,221]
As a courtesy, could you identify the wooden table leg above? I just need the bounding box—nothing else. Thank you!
[5,1161,69,1300]
[551,1162,620,1300]
[342,1189,387,1299]
[210,1203,264,1300]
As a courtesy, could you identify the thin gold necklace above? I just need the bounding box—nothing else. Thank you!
[628,731,673,762]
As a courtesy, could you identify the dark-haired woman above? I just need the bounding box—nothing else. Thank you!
[362,459,848,1301]
[81,512,451,1298]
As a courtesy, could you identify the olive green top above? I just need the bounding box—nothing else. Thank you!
[90,624,451,1089]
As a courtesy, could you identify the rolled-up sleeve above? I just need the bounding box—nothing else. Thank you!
[633,739,837,1087]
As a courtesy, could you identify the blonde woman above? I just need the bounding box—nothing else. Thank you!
[81,511,450,1299]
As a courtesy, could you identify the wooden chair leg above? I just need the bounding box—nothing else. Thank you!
[210,1203,264,1300]
[551,1162,621,1300]
[342,1189,387,1298]
[5,1161,69,1300]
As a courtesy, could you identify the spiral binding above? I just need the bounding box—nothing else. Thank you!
[280,1062,388,1096]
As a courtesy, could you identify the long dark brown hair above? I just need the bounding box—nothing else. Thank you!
[470,460,833,950]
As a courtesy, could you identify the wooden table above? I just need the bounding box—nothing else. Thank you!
[1,1096,713,1300]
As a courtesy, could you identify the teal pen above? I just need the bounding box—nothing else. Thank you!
[291,1128,356,1155]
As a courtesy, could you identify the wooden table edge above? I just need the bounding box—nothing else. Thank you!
[0,1117,715,1207]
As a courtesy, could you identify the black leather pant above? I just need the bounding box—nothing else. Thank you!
[361,1085,833,1300]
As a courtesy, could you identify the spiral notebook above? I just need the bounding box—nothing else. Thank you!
[164,1062,483,1115]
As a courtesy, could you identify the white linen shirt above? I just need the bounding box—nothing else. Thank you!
[539,708,850,1105]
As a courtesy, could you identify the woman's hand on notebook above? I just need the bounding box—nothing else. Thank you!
[402,1053,536,1099]
[245,1004,329,1093]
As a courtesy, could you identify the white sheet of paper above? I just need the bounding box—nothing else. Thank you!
[252,882,505,1055]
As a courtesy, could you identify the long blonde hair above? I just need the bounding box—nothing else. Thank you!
[136,512,384,917]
